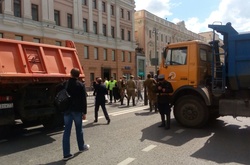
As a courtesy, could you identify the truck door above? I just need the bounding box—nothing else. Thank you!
[162,47,189,90]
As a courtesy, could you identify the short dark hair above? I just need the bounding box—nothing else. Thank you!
[70,68,80,78]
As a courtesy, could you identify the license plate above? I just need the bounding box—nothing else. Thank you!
[0,103,14,109]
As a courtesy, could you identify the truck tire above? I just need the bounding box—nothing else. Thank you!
[174,95,209,128]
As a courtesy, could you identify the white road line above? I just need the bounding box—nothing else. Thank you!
[175,129,185,134]
[117,157,136,165]
[111,107,147,116]
[142,145,157,152]
[161,136,172,141]
[23,131,41,136]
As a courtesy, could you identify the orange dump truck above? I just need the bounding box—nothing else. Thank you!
[0,38,84,129]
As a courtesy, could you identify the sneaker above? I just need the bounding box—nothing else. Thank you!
[79,144,90,152]
[63,154,74,161]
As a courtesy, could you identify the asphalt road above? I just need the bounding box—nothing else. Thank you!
[0,95,250,165]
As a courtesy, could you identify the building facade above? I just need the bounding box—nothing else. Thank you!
[0,0,137,88]
[134,10,206,75]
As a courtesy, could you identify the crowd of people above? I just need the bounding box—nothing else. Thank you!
[92,74,173,131]
[60,69,173,161]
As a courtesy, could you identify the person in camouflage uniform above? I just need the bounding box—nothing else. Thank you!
[126,75,136,106]
[143,73,157,112]
[117,75,127,105]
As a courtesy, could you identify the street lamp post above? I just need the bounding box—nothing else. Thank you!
[153,28,158,75]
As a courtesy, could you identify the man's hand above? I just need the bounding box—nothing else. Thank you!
[82,114,86,120]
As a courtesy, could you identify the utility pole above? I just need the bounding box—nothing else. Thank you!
[153,28,158,75]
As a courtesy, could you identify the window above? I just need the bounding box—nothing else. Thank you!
[54,10,60,26]
[200,49,207,61]
[165,47,187,65]
[111,26,115,38]
[84,46,89,59]
[121,29,124,40]
[93,0,97,9]
[161,34,163,42]
[0,33,3,38]
[165,35,168,43]
[83,18,88,32]
[121,51,125,62]
[14,0,21,17]
[127,11,130,20]
[0,1,2,14]
[120,8,124,18]
[31,4,38,21]
[82,0,87,5]
[90,73,94,84]
[94,47,98,60]
[103,49,107,61]
[128,31,131,41]
[33,38,40,43]
[15,35,23,41]
[149,30,151,38]
[111,5,114,15]
[55,41,61,46]
[102,2,106,12]
[103,24,107,36]
[128,52,131,62]
[93,21,97,34]
[112,50,115,61]
[67,13,73,28]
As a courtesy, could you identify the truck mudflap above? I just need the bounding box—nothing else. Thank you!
[0,105,15,125]
[220,99,250,117]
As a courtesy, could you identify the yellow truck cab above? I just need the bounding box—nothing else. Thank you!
[159,40,213,127]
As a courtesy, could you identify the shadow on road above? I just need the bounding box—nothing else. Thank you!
[140,118,250,164]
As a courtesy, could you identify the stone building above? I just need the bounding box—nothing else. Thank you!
[134,10,206,75]
[0,0,136,88]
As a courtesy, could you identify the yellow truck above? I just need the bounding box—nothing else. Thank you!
[159,23,250,127]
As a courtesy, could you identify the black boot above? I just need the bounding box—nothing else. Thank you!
[154,103,158,113]
[121,99,124,105]
[133,99,135,106]
[94,110,98,122]
[127,99,130,106]
[149,102,152,112]
[165,114,170,130]
[158,114,165,127]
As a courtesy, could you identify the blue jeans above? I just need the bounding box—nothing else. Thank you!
[63,111,85,156]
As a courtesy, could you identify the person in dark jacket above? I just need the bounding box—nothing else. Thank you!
[62,68,89,161]
[94,77,111,124]
[156,74,173,130]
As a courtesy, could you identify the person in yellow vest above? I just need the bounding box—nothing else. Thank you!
[126,75,136,106]
[107,76,117,104]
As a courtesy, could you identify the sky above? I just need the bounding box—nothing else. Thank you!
[134,0,250,34]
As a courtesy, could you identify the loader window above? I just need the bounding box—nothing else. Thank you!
[165,47,187,66]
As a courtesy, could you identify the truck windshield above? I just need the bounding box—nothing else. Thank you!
[164,47,187,66]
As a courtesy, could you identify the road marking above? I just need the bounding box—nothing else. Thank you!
[142,145,157,152]
[175,129,185,134]
[117,157,135,165]
[111,106,147,116]
[23,131,41,136]
[161,136,172,141]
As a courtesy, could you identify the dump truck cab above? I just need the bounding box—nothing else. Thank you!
[160,40,214,127]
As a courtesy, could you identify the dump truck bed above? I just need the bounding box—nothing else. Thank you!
[0,39,84,84]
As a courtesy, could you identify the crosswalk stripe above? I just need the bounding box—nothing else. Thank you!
[142,145,157,152]
[117,157,136,165]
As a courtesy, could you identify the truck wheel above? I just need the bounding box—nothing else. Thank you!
[174,95,209,128]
